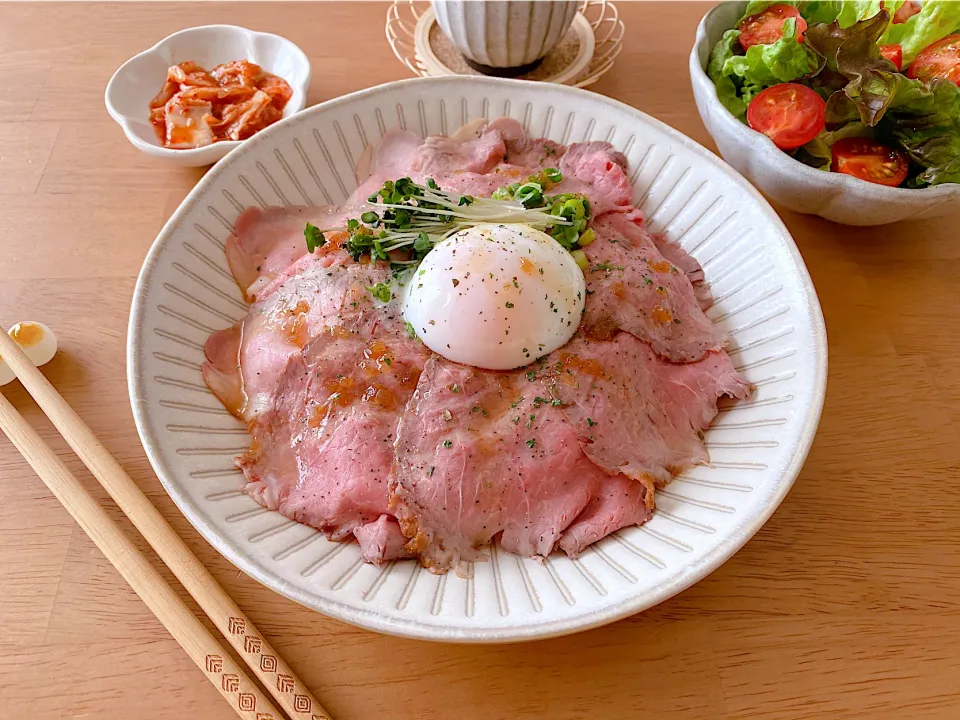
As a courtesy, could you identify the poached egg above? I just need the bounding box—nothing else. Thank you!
[403,224,585,370]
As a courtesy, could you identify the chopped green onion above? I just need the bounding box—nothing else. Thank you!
[571,249,588,270]
[304,222,326,254]
[515,182,544,209]
[367,282,392,303]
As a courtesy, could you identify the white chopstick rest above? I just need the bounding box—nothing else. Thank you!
[0,322,57,386]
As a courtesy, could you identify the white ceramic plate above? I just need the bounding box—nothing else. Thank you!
[129,77,827,642]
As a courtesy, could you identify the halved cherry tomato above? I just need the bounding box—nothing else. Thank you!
[880,43,903,70]
[738,4,807,50]
[831,138,909,187]
[747,83,825,150]
[907,34,960,86]
[892,0,922,24]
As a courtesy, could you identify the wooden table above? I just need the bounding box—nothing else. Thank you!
[2,2,959,718]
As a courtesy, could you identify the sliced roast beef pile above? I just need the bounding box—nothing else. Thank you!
[202,119,751,573]
[391,359,612,570]
[540,334,750,484]
[581,212,725,362]
[239,320,426,564]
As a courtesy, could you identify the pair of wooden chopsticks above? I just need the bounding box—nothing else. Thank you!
[0,327,331,720]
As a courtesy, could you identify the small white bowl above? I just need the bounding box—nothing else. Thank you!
[105,25,311,168]
[690,2,959,226]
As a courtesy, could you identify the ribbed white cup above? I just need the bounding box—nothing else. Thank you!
[431,0,579,70]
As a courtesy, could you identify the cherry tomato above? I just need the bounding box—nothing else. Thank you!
[880,44,903,70]
[738,4,807,50]
[747,83,826,150]
[831,138,909,187]
[892,0,922,24]
[907,34,960,86]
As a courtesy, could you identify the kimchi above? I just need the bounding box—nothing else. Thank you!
[149,60,293,149]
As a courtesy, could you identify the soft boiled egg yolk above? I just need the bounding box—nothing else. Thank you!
[0,321,58,387]
[403,224,585,370]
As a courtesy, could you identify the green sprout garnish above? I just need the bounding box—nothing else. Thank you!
[304,169,594,301]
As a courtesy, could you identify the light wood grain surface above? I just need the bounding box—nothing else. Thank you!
[1,3,959,719]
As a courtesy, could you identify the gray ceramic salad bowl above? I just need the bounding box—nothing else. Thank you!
[689,1,959,226]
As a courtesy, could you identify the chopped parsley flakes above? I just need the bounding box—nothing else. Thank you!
[591,262,624,272]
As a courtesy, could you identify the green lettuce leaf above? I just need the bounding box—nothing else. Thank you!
[888,79,960,186]
[789,1,906,27]
[835,1,894,28]
[721,18,822,106]
[708,29,749,118]
[737,1,903,26]
[807,10,928,127]
[707,18,820,118]
[805,8,889,71]
[799,1,845,25]
[825,73,933,126]
[879,0,960,65]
